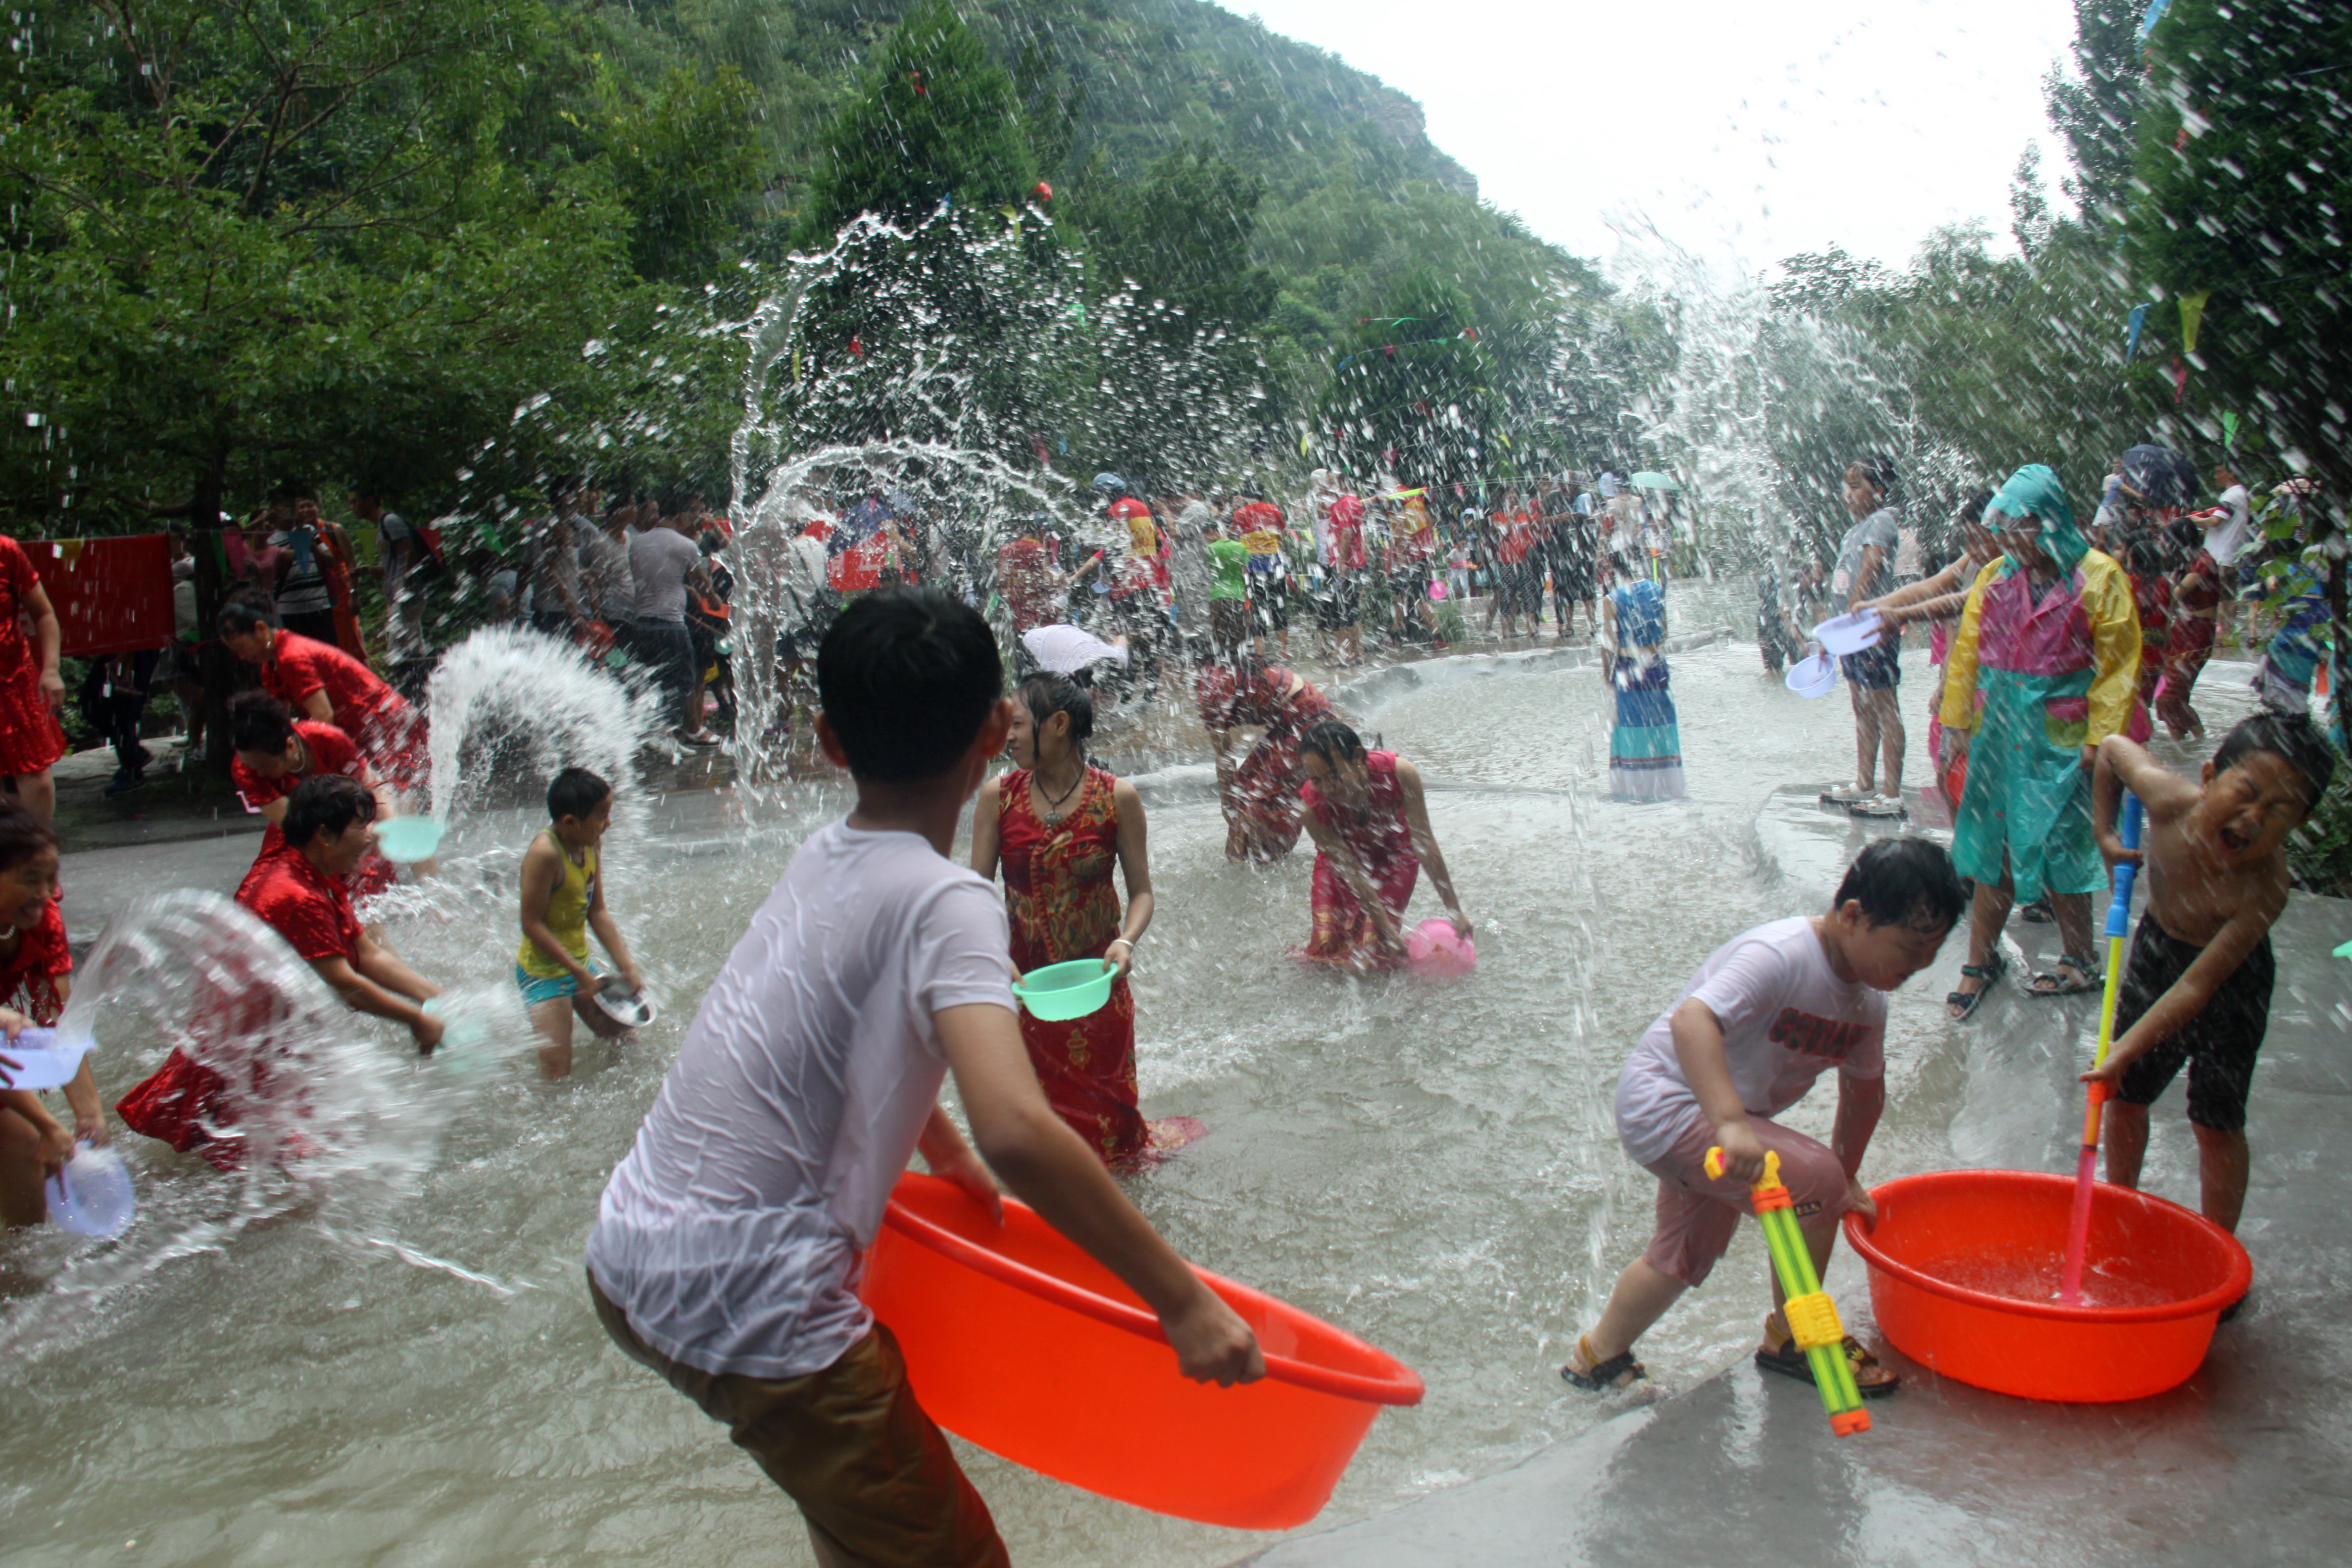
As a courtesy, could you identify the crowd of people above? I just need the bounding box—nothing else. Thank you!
[0,429,2342,1564]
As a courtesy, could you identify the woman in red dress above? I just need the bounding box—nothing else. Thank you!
[0,534,69,820]
[1193,654,1334,862]
[2159,546,2225,739]
[1297,721,1470,971]
[0,803,100,1224]
[218,595,428,799]
[229,692,400,912]
[970,675,1158,1168]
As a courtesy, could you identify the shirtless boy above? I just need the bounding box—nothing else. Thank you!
[2088,714,2338,1233]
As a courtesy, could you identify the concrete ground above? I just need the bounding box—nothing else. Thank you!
[1242,886,2352,1568]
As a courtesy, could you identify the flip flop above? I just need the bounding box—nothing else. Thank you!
[1945,953,2005,1021]
[2027,956,2101,997]
[1756,1333,1900,1398]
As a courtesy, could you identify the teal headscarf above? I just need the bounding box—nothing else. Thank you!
[1985,464,2086,575]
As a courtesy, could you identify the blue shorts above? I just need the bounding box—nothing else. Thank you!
[516,965,588,1007]
[1840,629,1903,689]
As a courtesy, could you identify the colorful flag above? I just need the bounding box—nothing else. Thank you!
[2124,302,2152,361]
[2179,290,2211,354]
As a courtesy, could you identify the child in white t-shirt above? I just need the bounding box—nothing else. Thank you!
[586,588,1261,1568]
[1562,837,1963,1399]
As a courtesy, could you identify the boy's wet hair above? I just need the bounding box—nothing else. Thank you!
[547,767,612,822]
[0,799,60,874]
[217,592,279,637]
[1849,454,1898,497]
[1298,719,1366,766]
[283,774,377,848]
[1017,674,1093,754]
[229,690,297,755]
[2212,712,2337,812]
[1834,837,1965,931]
[818,588,1002,784]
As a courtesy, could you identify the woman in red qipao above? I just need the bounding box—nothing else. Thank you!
[217,594,428,801]
[0,534,70,820]
[228,692,400,915]
[971,674,1162,1169]
[1296,720,1470,971]
[1193,654,1335,862]
[0,803,101,1225]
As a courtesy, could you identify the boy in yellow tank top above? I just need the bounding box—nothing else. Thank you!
[518,767,641,1078]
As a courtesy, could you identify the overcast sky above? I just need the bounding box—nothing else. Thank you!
[1223,0,2082,279]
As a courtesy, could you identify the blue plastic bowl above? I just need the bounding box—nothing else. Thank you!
[1013,959,1116,1022]
[374,816,445,864]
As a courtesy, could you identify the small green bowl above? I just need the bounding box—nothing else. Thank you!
[374,816,446,864]
[1013,959,1115,1022]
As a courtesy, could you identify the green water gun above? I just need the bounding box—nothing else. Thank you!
[1706,1145,1871,1437]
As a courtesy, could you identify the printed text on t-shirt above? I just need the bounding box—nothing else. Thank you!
[1769,1008,1870,1062]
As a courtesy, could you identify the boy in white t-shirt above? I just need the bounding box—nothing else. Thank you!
[1562,837,1964,1399]
[585,588,1261,1568]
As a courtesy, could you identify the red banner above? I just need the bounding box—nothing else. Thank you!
[29,535,177,657]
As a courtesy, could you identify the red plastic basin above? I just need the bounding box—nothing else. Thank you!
[862,1173,1422,1529]
[1844,1170,2250,1403]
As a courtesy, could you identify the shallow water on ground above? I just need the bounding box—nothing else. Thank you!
[0,592,2284,1567]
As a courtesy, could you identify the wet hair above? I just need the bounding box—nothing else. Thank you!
[217,593,280,638]
[1849,454,1898,498]
[1018,674,1093,755]
[0,799,60,874]
[1298,719,1366,766]
[547,767,612,822]
[818,588,1003,784]
[282,773,377,848]
[229,691,298,755]
[2211,713,2337,813]
[1833,837,1965,932]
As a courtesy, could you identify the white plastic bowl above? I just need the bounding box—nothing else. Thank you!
[1813,609,1884,655]
[48,1142,135,1238]
[1785,651,1839,698]
[1,1027,91,1091]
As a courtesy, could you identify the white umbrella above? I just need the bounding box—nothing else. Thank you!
[1022,624,1129,674]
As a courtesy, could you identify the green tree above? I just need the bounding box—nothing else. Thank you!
[2044,0,2145,219]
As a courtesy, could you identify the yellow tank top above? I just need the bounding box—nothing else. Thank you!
[517,829,597,978]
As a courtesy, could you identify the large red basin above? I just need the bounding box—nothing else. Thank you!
[862,1172,1421,1529]
[1844,1169,2250,1403]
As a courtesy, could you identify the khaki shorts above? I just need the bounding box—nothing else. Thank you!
[589,1273,1008,1568]
[1639,1112,1855,1287]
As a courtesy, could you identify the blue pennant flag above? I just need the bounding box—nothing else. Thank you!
[2124,302,2153,361]
[2138,0,2172,40]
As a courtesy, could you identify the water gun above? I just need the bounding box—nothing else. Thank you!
[2060,792,2143,1304]
[1705,1145,1871,1437]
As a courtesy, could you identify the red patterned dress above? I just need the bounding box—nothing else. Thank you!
[231,719,398,901]
[1193,662,1334,860]
[996,766,1147,1167]
[0,536,67,779]
[1300,750,1420,970]
[260,631,428,793]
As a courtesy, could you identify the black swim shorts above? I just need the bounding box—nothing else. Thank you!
[2112,914,2275,1132]
[1838,627,1902,689]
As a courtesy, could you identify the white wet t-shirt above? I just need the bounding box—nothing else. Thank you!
[586,821,1016,1379]
[1615,917,1885,1169]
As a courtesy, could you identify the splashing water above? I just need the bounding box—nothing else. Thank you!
[1,890,473,1359]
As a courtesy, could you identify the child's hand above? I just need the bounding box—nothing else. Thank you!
[411,1012,445,1054]
[935,1142,1003,1226]
[36,1121,73,1179]
[0,1006,29,1041]
[1713,1120,1769,1184]
[2095,831,2145,875]
[1846,1174,1879,1230]
[1939,727,1970,772]
[1102,938,1135,982]
[0,1052,14,1088]
[619,965,643,995]
[1162,1285,1265,1387]
[1448,911,1473,941]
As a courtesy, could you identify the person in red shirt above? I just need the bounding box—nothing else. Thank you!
[0,535,69,821]
[0,803,98,1225]
[219,595,428,798]
[230,692,400,911]
[117,774,444,1167]
[1493,494,1540,641]
[1323,487,1368,666]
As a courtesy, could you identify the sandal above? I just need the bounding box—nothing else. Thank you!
[2018,898,2055,924]
[1755,1329,1900,1398]
[1560,1333,1646,1392]
[1945,952,2005,1021]
[2027,956,2101,997]
[1849,793,1907,819]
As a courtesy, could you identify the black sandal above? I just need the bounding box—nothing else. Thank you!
[1755,1333,1900,1399]
[1560,1334,1646,1392]
[2026,956,2101,997]
[1945,952,2005,1021]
